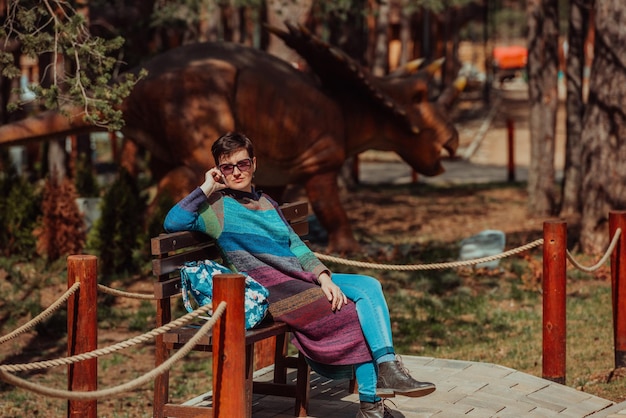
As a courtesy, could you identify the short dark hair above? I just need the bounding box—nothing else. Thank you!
[211,132,255,164]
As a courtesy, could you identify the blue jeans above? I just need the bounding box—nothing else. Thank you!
[333,273,396,402]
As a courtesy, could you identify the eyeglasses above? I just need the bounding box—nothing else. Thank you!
[218,158,253,175]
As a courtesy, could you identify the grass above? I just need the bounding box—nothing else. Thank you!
[1,180,626,415]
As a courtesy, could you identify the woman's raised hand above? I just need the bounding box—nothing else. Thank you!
[200,167,227,196]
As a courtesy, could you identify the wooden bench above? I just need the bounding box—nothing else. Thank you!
[151,201,311,418]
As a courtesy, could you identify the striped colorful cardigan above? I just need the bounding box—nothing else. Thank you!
[164,187,372,366]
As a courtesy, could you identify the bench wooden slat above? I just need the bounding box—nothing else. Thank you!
[153,277,183,299]
[278,201,308,219]
[290,219,309,236]
[162,321,291,346]
[162,404,212,418]
[152,245,222,277]
[151,230,215,255]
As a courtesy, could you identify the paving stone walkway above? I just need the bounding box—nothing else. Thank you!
[184,355,626,417]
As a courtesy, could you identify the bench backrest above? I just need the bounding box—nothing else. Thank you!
[151,201,309,300]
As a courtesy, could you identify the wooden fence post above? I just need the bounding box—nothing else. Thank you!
[610,211,626,368]
[507,118,516,182]
[542,221,567,384]
[67,255,98,418]
[212,274,246,418]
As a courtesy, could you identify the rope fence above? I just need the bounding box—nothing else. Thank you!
[0,216,625,413]
[0,303,214,373]
[0,302,226,400]
[97,283,156,300]
[0,282,80,345]
[314,229,621,273]
[566,228,621,272]
[315,238,544,270]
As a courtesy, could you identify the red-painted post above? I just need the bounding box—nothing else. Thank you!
[542,221,567,384]
[212,274,246,418]
[610,211,626,368]
[109,131,118,163]
[507,118,516,182]
[67,255,98,418]
[351,155,360,185]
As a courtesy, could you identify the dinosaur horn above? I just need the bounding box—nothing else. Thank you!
[437,76,467,110]
[388,58,425,77]
[453,76,467,92]
[424,57,445,77]
[404,58,425,74]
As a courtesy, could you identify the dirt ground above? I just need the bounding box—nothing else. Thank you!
[0,88,571,417]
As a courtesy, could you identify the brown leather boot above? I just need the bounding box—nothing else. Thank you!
[376,356,436,398]
[356,401,395,418]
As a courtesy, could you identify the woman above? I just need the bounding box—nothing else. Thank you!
[164,132,435,418]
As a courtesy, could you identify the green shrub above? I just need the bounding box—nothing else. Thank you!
[74,154,100,197]
[0,150,41,259]
[146,191,175,240]
[88,168,146,278]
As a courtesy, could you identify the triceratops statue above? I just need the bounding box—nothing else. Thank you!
[0,23,463,253]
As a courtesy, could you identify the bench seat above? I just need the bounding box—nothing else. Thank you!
[162,321,291,348]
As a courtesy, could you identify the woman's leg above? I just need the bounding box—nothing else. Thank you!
[355,362,396,418]
[334,273,436,399]
[332,273,394,361]
[355,361,378,403]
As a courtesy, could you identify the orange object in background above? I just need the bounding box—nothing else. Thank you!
[492,45,528,70]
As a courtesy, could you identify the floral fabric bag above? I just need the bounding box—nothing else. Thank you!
[179,259,270,330]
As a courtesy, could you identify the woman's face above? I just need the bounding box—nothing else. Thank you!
[217,148,256,193]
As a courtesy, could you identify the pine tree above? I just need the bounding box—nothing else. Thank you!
[0,150,41,259]
[33,175,86,261]
[89,168,146,276]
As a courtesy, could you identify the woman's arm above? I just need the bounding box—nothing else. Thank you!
[266,195,346,310]
[264,194,330,277]
[164,169,226,235]
[288,229,329,278]
[163,188,211,232]
[285,219,347,311]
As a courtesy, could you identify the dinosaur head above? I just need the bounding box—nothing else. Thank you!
[267,23,464,176]
[378,60,465,176]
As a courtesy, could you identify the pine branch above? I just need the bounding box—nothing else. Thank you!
[1,0,145,130]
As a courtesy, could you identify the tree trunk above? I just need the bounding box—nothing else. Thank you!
[48,139,67,181]
[560,0,592,216]
[327,0,369,65]
[38,52,67,181]
[579,0,626,254]
[398,9,411,66]
[442,8,463,86]
[526,0,560,216]
[371,0,390,76]
[220,1,243,44]
[441,8,453,85]
[199,2,221,43]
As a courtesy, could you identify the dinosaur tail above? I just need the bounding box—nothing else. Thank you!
[0,107,100,146]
